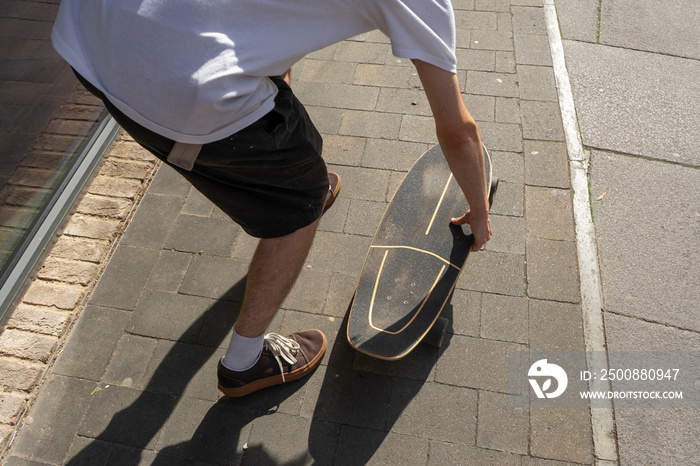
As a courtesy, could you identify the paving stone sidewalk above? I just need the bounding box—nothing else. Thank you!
[2,1,597,464]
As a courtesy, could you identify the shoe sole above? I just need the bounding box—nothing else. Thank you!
[323,172,341,214]
[218,331,327,397]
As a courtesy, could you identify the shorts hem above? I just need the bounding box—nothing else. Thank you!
[243,207,324,239]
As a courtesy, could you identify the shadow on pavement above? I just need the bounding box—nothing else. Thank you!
[66,277,450,464]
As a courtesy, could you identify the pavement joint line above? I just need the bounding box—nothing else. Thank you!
[543,0,619,463]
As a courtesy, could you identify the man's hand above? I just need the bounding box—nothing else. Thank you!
[451,209,492,252]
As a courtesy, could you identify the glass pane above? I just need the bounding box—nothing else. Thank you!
[0,4,105,273]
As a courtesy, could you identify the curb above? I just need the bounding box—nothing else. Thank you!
[543,1,619,463]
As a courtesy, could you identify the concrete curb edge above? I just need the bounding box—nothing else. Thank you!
[543,1,619,463]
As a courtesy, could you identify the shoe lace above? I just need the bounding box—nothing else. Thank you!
[263,333,300,382]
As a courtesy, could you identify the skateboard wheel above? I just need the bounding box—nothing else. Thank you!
[489,177,499,207]
[423,316,449,347]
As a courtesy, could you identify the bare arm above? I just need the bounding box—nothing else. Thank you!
[413,59,492,251]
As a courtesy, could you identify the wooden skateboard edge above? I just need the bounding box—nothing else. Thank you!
[346,144,493,361]
[346,277,461,361]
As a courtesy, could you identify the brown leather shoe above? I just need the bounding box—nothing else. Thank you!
[217,330,327,397]
[323,172,341,214]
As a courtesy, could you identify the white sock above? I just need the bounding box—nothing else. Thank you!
[222,328,264,372]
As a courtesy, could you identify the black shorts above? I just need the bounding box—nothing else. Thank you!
[76,72,327,238]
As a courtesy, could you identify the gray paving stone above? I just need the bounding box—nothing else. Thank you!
[478,121,523,153]
[487,180,524,218]
[523,140,570,189]
[52,305,131,381]
[491,150,524,184]
[450,289,482,337]
[467,71,519,98]
[436,334,524,393]
[140,340,221,401]
[460,250,526,296]
[456,10,499,30]
[306,105,343,134]
[244,413,338,465]
[323,271,358,318]
[333,41,390,64]
[528,299,584,351]
[3,456,53,466]
[525,238,580,303]
[388,380,477,444]
[555,0,599,43]
[496,51,517,73]
[146,164,191,197]
[180,187,214,217]
[103,334,158,389]
[471,30,515,52]
[376,87,431,116]
[481,293,528,344]
[520,100,565,141]
[399,115,438,144]
[495,97,521,124]
[319,197,350,234]
[65,437,146,466]
[591,152,700,330]
[298,59,357,84]
[78,385,176,450]
[599,0,700,59]
[476,390,529,454]
[294,81,379,111]
[514,34,552,66]
[322,134,365,166]
[179,255,248,301]
[307,232,371,276]
[456,49,497,72]
[487,214,526,255]
[525,186,575,241]
[465,93,496,121]
[327,165,392,203]
[564,41,700,165]
[10,375,95,464]
[120,194,185,249]
[89,245,159,310]
[615,406,700,466]
[339,109,401,139]
[301,364,392,430]
[163,215,238,257]
[511,6,547,34]
[336,427,430,465]
[353,63,416,88]
[144,250,192,293]
[344,199,386,236]
[129,290,214,343]
[428,441,521,466]
[157,397,254,464]
[530,408,594,464]
[353,344,437,381]
[517,65,558,101]
[361,138,427,172]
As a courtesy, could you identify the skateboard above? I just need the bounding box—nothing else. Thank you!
[346,144,497,360]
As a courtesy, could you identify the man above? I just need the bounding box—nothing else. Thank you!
[52,0,492,397]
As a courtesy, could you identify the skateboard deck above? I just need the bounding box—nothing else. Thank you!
[346,144,496,360]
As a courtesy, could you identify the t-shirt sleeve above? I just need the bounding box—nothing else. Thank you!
[355,0,457,73]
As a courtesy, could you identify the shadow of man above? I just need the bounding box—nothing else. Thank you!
[67,278,251,464]
[306,302,454,465]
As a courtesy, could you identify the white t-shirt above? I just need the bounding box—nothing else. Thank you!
[52,0,456,144]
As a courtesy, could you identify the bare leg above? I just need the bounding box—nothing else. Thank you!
[234,219,318,338]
